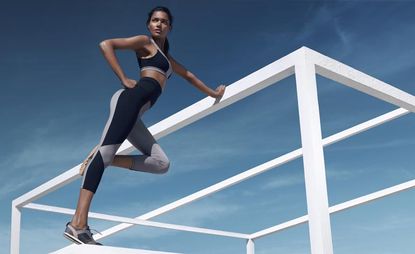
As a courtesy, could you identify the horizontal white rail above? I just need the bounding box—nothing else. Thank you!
[24,203,249,239]
[307,47,415,113]
[250,215,309,240]
[329,178,415,214]
[322,108,409,146]
[250,178,415,239]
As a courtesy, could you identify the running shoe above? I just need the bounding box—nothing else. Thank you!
[63,222,103,245]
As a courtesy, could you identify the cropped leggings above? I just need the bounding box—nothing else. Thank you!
[81,77,170,193]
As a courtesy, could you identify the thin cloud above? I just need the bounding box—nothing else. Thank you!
[328,137,415,152]
[260,174,304,191]
[0,125,96,198]
[352,214,415,233]
[295,5,333,42]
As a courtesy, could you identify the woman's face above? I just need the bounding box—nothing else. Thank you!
[148,11,171,39]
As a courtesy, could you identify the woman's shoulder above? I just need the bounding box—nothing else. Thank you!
[131,34,152,44]
[124,35,152,51]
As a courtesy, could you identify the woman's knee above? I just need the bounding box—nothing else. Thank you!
[152,144,170,174]
[99,145,120,168]
[156,157,170,174]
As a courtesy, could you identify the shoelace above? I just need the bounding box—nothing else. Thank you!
[89,227,102,236]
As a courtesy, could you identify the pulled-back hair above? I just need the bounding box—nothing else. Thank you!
[146,6,173,54]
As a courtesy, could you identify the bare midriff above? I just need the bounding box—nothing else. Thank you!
[140,69,167,91]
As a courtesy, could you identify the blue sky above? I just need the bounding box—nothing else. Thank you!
[1,0,415,253]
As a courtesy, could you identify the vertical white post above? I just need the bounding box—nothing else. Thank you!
[294,49,333,254]
[246,239,255,254]
[11,201,21,254]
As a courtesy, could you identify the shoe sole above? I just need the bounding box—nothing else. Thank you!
[63,232,84,245]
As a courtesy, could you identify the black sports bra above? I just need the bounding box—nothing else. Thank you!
[136,38,172,79]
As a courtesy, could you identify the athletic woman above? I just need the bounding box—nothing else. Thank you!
[64,6,226,245]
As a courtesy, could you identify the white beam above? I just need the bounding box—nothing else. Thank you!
[251,178,415,240]
[246,239,255,254]
[329,178,415,214]
[145,50,298,141]
[250,215,308,240]
[304,47,415,113]
[295,48,333,254]
[24,203,250,239]
[13,167,80,208]
[322,108,409,146]
[10,201,21,254]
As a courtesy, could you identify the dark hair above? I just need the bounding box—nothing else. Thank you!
[146,6,173,54]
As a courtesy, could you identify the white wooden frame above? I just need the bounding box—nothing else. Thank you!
[11,47,415,254]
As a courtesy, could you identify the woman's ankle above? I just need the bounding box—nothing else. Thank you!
[70,220,87,230]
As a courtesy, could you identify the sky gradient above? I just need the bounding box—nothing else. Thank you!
[1,0,415,253]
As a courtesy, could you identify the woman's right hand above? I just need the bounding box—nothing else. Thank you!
[121,78,137,89]
[211,84,226,98]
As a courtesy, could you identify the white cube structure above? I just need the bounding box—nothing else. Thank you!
[11,47,415,254]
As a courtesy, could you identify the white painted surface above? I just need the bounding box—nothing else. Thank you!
[246,239,255,254]
[10,201,21,254]
[49,244,181,254]
[295,48,333,254]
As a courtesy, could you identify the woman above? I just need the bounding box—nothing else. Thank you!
[63,6,226,245]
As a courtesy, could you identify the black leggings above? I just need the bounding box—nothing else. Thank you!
[81,77,169,193]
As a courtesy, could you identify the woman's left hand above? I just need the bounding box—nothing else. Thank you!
[211,84,226,98]
[121,78,137,89]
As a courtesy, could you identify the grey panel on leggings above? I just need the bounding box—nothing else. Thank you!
[100,89,124,145]
[81,81,166,192]
[126,100,170,174]
[99,144,121,167]
[130,143,170,174]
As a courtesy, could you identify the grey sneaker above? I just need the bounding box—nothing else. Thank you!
[63,222,103,245]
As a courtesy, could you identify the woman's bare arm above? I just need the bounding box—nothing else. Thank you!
[99,35,150,86]
[169,54,225,98]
